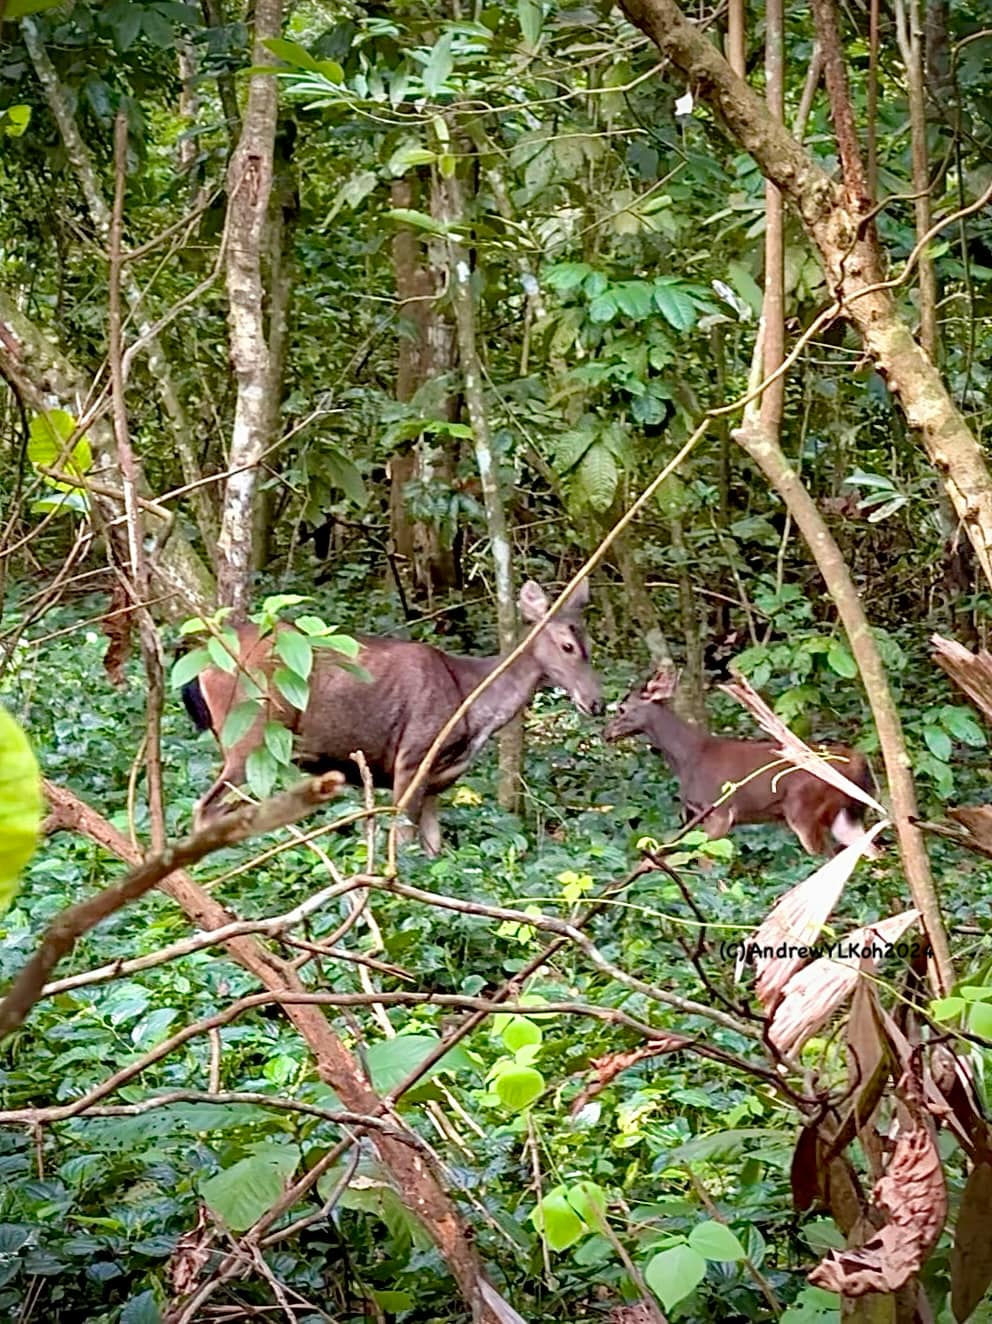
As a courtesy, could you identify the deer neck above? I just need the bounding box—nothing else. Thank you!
[447,647,544,751]
[644,705,709,781]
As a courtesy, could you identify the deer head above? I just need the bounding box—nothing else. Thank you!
[519,579,602,716]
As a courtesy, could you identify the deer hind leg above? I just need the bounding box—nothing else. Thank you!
[697,804,735,842]
[783,785,834,856]
[391,760,442,856]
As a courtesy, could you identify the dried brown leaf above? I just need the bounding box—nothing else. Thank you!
[570,1036,690,1115]
[769,911,919,1055]
[791,1121,822,1212]
[101,583,133,688]
[809,1116,946,1296]
[951,1159,992,1323]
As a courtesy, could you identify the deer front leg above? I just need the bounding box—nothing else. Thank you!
[391,761,442,856]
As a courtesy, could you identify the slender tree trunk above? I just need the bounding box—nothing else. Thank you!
[388,174,459,603]
[895,0,938,360]
[22,18,218,551]
[438,168,522,811]
[618,0,992,592]
[216,0,282,615]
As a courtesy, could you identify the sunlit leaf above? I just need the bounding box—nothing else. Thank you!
[0,705,42,916]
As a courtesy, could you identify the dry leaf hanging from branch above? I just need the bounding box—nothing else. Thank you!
[768,910,919,1055]
[809,1111,946,1296]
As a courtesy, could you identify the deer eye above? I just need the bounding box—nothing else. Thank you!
[561,639,576,654]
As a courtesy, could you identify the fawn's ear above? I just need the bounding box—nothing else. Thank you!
[519,581,550,622]
[643,667,679,702]
[560,577,590,617]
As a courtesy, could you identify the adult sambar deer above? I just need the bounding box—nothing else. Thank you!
[184,580,601,854]
[604,668,875,856]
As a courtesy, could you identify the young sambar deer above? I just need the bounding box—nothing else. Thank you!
[184,579,602,855]
[603,669,875,856]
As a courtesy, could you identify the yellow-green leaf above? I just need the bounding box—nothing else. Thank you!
[0,705,42,915]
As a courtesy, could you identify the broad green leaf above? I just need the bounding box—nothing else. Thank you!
[726,260,764,317]
[315,633,362,659]
[324,445,368,505]
[544,262,591,292]
[929,996,965,1022]
[6,0,66,16]
[258,593,311,616]
[826,639,857,678]
[169,648,211,690]
[371,1291,414,1313]
[389,144,436,173]
[493,1064,544,1113]
[221,701,258,751]
[518,0,542,45]
[27,410,92,477]
[199,1144,300,1231]
[645,1243,707,1310]
[501,1016,542,1053]
[422,32,454,95]
[780,1284,842,1324]
[588,291,618,323]
[1,104,31,137]
[263,721,293,767]
[273,667,309,711]
[263,37,323,72]
[365,1034,471,1093]
[923,725,952,762]
[386,207,451,237]
[969,1002,992,1040]
[531,1190,584,1251]
[652,280,697,331]
[575,443,618,514]
[941,707,986,747]
[318,1165,432,1252]
[688,1219,747,1261]
[0,705,42,915]
[275,630,313,681]
[566,1180,608,1228]
[294,615,331,637]
[245,745,279,799]
[30,490,89,516]
[614,281,655,320]
[120,1290,162,1324]
[206,632,239,674]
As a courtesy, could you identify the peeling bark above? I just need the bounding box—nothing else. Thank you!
[617,0,992,590]
[216,0,282,614]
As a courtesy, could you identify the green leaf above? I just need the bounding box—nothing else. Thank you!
[220,701,259,751]
[614,281,655,320]
[826,639,857,678]
[422,31,454,94]
[544,262,591,292]
[263,37,323,72]
[294,615,331,637]
[517,0,542,45]
[688,1219,747,1261]
[27,410,92,477]
[566,1180,608,1228]
[969,1000,992,1040]
[929,996,965,1022]
[120,1290,162,1324]
[206,631,239,674]
[274,630,313,682]
[941,707,986,747]
[501,1016,542,1053]
[493,1064,544,1113]
[324,445,368,505]
[923,725,952,762]
[371,1291,414,1313]
[1,104,31,137]
[726,260,764,317]
[652,280,697,331]
[169,648,211,690]
[141,8,174,46]
[258,593,311,617]
[263,721,293,767]
[245,746,279,799]
[588,291,618,323]
[386,207,451,237]
[645,1243,708,1310]
[5,0,65,15]
[531,1190,584,1251]
[365,1034,471,1093]
[0,705,42,915]
[273,667,309,711]
[575,443,618,513]
[389,144,436,173]
[199,1144,300,1231]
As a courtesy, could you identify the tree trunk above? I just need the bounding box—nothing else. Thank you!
[216,0,282,615]
[438,168,522,812]
[617,0,992,592]
[388,175,459,603]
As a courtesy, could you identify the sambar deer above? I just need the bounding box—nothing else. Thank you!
[603,669,875,856]
[184,579,601,854]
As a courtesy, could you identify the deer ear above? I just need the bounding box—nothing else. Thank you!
[519,581,550,622]
[561,577,591,616]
